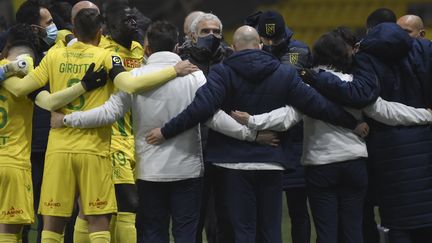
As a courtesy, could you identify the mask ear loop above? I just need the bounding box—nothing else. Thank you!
[30,24,48,38]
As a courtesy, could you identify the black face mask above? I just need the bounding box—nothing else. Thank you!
[262,38,288,56]
[195,34,221,55]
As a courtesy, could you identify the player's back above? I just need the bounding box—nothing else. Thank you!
[0,59,34,169]
[31,41,118,156]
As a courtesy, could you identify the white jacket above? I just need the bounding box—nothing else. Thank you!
[64,51,255,181]
[247,68,432,166]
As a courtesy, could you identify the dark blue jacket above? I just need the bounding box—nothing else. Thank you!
[278,27,312,188]
[308,23,432,229]
[279,27,312,70]
[31,106,49,152]
[161,49,357,169]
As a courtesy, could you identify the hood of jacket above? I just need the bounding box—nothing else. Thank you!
[223,49,281,83]
[360,22,413,61]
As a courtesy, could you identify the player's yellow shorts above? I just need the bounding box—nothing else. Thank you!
[0,166,34,224]
[110,136,135,184]
[39,153,117,217]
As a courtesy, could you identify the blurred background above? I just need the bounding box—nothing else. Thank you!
[1,0,431,46]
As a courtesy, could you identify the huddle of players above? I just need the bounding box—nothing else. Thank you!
[0,1,197,243]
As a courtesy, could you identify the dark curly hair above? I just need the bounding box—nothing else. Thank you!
[331,26,358,48]
[6,23,38,53]
[16,1,41,26]
[312,30,354,73]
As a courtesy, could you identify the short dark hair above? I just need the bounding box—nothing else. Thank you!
[73,8,102,42]
[49,1,73,30]
[16,1,41,25]
[313,31,353,73]
[146,21,178,53]
[366,8,396,29]
[103,2,129,32]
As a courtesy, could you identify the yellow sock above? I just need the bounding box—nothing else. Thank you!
[115,212,136,243]
[0,233,18,243]
[89,231,110,243]
[41,231,62,243]
[59,232,64,243]
[109,214,117,243]
[73,217,90,243]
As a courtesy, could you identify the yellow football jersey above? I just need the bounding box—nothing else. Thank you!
[99,36,144,138]
[53,29,74,48]
[0,60,34,169]
[30,41,122,156]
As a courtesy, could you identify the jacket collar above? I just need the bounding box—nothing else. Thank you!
[146,51,181,65]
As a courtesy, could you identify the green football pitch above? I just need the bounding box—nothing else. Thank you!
[27,197,317,243]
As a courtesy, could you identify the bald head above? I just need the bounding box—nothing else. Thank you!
[397,15,425,38]
[233,25,260,51]
[184,11,204,37]
[71,1,100,24]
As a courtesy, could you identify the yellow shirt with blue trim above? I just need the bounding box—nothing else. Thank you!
[0,59,34,169]
[29,41,122,156]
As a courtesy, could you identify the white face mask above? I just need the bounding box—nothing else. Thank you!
[43,23,58,46]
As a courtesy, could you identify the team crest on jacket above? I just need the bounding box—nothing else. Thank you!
[289,53,299,65]
[265,23,276,36]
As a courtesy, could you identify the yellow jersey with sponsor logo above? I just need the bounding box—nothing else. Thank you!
[99,36,143,138]
[30,41,122,156]
[53,29,74,48]
[0,59,34,169]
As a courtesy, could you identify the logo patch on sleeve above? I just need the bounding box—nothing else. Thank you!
[112,56,123,67]
[124,58,141,68]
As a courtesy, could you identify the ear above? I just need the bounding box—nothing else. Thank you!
[30,25,40,34]
[72,27,77,38]
[31,25,45,37]
[419,30,426,38]
[144,46,152,57]
[232,44,239,52]
[173,43,179,53]
[96,28,102,44]
[191,32,198,43]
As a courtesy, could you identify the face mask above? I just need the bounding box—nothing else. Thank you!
[195,34,221,54]
[43,23,58,46]
[262,38,288,56]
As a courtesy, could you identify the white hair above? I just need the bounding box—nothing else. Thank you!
[190,13,223,34]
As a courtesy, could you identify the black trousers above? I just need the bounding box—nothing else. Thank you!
[196,164,234,243]
[284,187,311,243]
[222,168,283,243]
[136,178,202,243]
[388,227,432,243]
[306,159,368,243]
